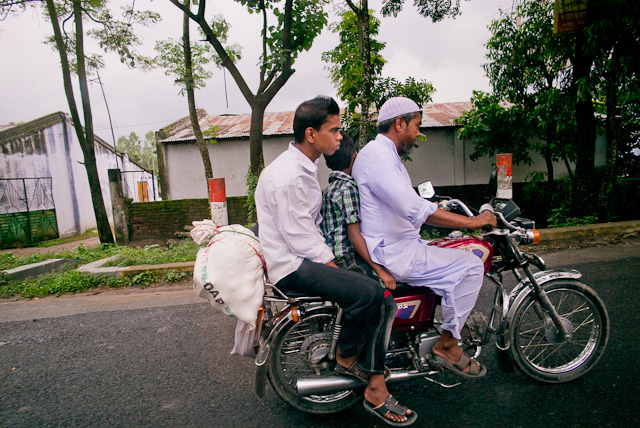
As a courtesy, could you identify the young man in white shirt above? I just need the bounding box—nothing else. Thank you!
[352,97,497,378]
[255,96,416,426]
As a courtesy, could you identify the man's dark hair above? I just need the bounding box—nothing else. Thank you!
[293,96,340,143]
[377,111,421,134]
[324,131,355,171]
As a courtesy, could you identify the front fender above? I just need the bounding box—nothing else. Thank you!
[500,269,582,350]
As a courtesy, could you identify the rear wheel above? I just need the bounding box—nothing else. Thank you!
[509,280,609,383]
[267,308,361,414]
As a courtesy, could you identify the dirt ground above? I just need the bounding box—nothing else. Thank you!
[0,237,102,257]
[0,236,190,257]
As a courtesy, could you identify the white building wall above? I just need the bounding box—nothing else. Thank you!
[165,136,333,199]
[1,113,158,238]
[162,128,606,198]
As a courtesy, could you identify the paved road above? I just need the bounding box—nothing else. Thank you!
[1,241,639,428]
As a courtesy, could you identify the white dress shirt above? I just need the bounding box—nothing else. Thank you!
[255,142,335,284]
[352,134,438,279]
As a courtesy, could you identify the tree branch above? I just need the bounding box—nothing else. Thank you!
[169,0,254,103]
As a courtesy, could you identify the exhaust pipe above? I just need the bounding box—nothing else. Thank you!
[296,370,436,396]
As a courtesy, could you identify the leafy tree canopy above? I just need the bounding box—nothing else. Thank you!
[323,8,434,143]
[117,130,157,173]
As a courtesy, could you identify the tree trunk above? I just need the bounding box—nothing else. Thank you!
[183,1,213,193]
[46,0,114,244]
[356,1,371,149]
[249,102,266,175]
[570,33,597,217]
[598,44,620,222]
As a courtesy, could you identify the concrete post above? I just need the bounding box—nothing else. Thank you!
[209,178,228,226]
[496,153,513,199]
[108,169,131,245]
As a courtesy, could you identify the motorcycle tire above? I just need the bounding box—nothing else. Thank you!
[267,307,361,414]
[508,279,609,383]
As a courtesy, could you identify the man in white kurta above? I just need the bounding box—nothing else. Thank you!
[352,97,497,377]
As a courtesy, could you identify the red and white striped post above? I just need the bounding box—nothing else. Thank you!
[209,178,229,226]
[496,153,513,199]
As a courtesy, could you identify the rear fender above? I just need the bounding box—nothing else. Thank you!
[254,302,334,400]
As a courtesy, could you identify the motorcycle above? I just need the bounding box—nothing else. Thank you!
[253,168,610,415]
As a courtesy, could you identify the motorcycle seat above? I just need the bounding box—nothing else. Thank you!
[391,282,437,298]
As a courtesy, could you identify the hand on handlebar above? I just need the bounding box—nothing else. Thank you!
[474,210,497,231]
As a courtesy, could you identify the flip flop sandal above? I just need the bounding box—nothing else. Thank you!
[335,361,370,382]
[335,363,392,381]
[433,353,487,378]
[363,394,418,427]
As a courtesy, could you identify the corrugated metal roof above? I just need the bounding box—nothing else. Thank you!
[0,124,17,133]
[158,102,472,143]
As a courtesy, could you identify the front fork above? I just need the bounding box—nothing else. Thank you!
[522,267,572,340]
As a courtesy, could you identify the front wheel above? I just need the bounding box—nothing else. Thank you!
[267,307,361,414]
[508,280,609,383]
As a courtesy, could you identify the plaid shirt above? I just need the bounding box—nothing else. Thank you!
[321,171,361,259]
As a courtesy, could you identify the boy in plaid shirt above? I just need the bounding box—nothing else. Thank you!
[321,132,396,288]
[321,132,397,347]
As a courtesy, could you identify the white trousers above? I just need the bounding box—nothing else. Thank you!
[403,243,485,339]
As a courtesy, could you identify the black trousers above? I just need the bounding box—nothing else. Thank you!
[277,259,388,375]
[335,252,398,351]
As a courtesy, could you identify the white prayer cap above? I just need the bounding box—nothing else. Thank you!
[377,97,421,124]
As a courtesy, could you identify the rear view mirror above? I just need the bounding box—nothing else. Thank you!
[485,165,498,200]
[417,181,435,199]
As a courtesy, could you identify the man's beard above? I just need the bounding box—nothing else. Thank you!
[398,140,414,157]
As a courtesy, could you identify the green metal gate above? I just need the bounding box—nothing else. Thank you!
[0,178,58,248]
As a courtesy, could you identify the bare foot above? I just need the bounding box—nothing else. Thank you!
[364,374,412,424]
[335,348,357,370]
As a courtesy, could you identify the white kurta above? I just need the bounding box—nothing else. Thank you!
[255,142,335,285]
[352,134,484,338]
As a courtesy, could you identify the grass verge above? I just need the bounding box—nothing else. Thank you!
[1,240,198,299]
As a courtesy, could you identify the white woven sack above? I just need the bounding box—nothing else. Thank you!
[191,221,265,328]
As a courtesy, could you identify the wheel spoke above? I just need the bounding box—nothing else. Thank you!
[512,283,607,379]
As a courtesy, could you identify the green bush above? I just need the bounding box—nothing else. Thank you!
[0,269,131,299]
[163,271,188,282]
[103,240,199,267]
[547,207,598,228]
[0,244,121,271]
[131,271,159,287]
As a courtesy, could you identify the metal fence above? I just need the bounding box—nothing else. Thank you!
[0,178,58,248]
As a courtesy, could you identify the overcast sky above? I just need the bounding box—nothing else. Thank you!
[0,0,513,146]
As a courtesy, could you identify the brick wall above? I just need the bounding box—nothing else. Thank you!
[129,196,249,241]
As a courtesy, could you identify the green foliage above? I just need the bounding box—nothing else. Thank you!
[547,207,598,229]
[245,162,263,224]
[457,0,577,185]
[322,8,434,142]
[322,10,386,111]
[43,0,160,74]
[0,242,199,299]
[154,37,214,94]
[456,91,536,165]
[131,271,159,287]
[116,131,158,173]
[381,0,461,21]
[163,271,188,282]
[0,244,120,271]
[0,269,132,299]
[103,241,199,267]
[0,271,9,288]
